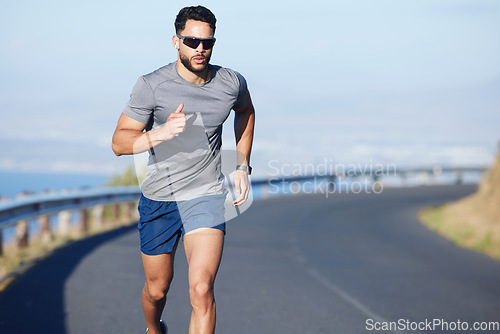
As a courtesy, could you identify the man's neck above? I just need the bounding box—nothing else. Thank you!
[176,61,211,84]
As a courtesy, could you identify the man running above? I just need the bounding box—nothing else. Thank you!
[111,6,255,334]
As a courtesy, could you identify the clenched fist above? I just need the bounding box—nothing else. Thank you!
[158,103,186,141]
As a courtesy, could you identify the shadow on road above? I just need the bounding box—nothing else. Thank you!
[0,224,137,334]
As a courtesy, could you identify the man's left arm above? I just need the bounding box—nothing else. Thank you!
[232,91,255,206]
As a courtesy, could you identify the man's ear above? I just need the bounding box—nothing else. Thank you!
[172,35,179,49]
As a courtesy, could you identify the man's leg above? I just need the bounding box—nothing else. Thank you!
[183,228,224,334]
[141,240,178,334]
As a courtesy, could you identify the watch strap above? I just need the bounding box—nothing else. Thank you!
[236,165,252,175]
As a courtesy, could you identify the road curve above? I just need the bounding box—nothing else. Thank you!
[1,185,499,334]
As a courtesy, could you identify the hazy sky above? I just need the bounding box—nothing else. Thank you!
[1,0,499,177]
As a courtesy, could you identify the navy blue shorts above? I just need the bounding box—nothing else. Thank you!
[137,192,227,255]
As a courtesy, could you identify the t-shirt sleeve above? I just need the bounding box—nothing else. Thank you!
[233,71,249,109]
[123,76,155,124]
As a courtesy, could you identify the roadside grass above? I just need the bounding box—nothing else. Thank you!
[419,153,500,261]
[419,201,500,260]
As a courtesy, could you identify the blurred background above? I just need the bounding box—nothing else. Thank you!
[1,0,499,197]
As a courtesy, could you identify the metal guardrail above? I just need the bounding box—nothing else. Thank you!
[0,178,327,256]
[0,186,141,230]
[0,166,488,230]
[0,179,302,231]
[0,166,488,255]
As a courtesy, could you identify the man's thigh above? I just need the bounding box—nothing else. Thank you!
[141,239,179,289]
[183,228,225,284]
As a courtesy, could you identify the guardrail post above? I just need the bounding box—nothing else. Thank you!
[0,197,7,256]
[39,214,52,243]
[58,210,71,236]
[111,203,120,221]
[93,205,104,229]
[79,209,89,234]
[123,202,133,221]
[16,219,29,249]
[0,228,3,256]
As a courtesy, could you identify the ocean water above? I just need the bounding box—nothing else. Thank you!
[0,171,110,199]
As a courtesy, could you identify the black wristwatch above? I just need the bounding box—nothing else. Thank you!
[236,165,252,175]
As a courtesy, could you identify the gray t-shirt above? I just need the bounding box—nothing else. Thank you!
[123,62,248,201]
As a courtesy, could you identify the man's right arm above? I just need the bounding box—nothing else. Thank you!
[112,103,186,156]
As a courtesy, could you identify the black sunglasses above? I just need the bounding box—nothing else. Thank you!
[176,34,216,50]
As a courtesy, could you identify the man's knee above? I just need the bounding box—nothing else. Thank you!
[144,280,172,303]
[189,281,214,304]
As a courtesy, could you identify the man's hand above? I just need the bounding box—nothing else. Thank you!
[159,103,186,140]
[233,170,250,206]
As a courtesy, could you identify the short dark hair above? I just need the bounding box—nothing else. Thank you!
[175,5,217,35]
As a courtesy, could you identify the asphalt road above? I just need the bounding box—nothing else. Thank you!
[1,185,499,334]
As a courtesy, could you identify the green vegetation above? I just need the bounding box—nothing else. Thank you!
[107,165,139,186]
